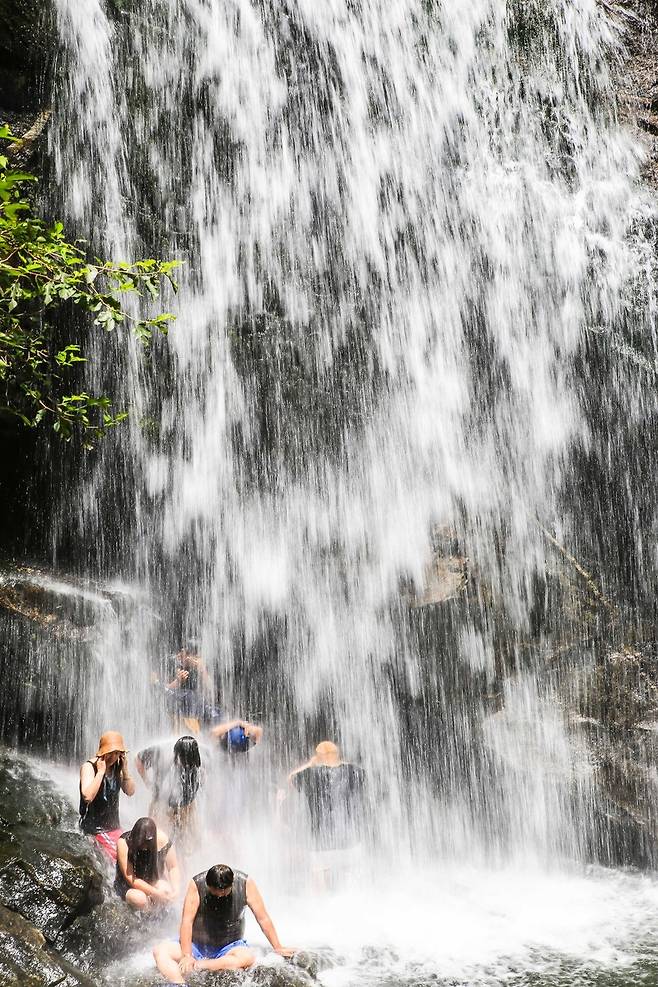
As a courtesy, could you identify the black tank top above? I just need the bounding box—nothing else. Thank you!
[192,870,247,950]
[79,760,121,834]
[114,833,172,897]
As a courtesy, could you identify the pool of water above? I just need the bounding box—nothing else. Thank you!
[41,755,658,987]
[97,863,658,987]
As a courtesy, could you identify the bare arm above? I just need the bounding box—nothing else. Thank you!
[210,718,263,741]
[166,668,188,690]
[179,880,200,960]
[117,838,167,900]
[119,754,136,797]
[197,660,212,690]
[135,754,149,785]
[210,718,242,739]
[165,844,181,896]
[80,759,105,803]
[246,878,294,956]
[287,761,313,785]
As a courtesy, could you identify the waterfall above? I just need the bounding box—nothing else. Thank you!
[45,0,657,878]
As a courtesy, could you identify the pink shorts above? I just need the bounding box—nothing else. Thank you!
[93,829,123,861]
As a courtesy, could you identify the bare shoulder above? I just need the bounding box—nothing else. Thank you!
[246,876,262,901]
[156,829,171,849]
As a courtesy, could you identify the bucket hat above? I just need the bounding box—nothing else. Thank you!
[96,731,128,757]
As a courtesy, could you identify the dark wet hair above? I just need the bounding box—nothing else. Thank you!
[174,736,201,769]
[206,864,234,890]
[127,817,158,882]
[169,736,201,810]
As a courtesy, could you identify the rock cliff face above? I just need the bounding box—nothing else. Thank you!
[2,0,658,893]
[0,0,51,113]
[0,752,102,985]
[614,0,658,188]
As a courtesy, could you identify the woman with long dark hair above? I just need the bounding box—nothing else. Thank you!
[136,735,204,845]
[115,816,180,910]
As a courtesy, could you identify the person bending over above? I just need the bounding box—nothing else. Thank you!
[136,735,204,844]
[211,718,263,754]
[115,816,180,911]
[79,731,135,860]
[153,863,294,984]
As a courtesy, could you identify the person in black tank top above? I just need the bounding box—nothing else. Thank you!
[153,863,295,982]
[114,816,180,911]
[79,731,136,861]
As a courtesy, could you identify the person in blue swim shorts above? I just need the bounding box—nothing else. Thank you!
[152,863,294,984]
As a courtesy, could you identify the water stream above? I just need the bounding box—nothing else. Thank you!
[36,0,658,983]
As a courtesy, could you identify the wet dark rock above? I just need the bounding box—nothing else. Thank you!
[638,113,658,135]
[0,0,52,113]
[56,898,166,975]
[403,555,468,609]
[289,948,337,977]
[569,644,658,867]
[0,829,103,942]
[250,960,318,987]
[615,0,658,188]
[578,646,658,734]
[0,566,112,639]
[188,962,319,987]
[0,752,73,828]
[115,956,327,987]
[0,750,106,983]
[0,903,96,986]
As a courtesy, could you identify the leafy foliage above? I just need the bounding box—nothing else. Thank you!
[0,124,178,443]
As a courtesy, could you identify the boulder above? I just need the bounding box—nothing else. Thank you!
[0,748,105,982]
[55,898,161,975]
[0,752,73,828]
[0,830,103,942]
[0,903,96,987]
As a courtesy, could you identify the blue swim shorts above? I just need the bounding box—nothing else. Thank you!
[190,939,249,960]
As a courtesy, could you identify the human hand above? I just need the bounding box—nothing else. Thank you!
[176,668,189,684]
[179,955,196,975]
[275,947,296,958]
[95,756,107,775]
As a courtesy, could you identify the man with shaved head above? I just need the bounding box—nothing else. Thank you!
[287,741,366,889]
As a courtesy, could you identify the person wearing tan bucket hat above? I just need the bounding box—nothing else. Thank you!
[79,730,136,861]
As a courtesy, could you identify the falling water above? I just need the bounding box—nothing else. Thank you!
[27,0,658,980]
